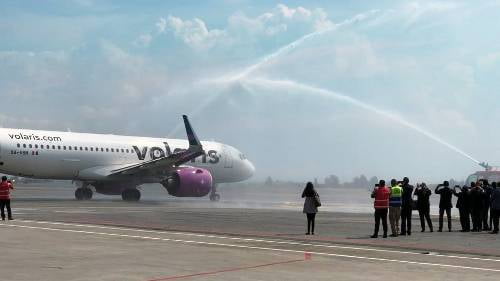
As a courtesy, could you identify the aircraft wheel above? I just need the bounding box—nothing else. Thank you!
[83,188,93,200]
[122,189,141,202]
[75,187,93,200]
[75,188,84,200]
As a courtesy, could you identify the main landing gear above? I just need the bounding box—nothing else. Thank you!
[75,186,93,200]
[121,188,141,202]
[209,184,220,202]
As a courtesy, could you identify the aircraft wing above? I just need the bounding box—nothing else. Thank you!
[108,115,204,176]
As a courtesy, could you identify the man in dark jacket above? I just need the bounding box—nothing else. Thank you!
[435,181,453,232]
[453,185,470,232]
[400,177,414,236]
[469,182,484,232]
[414,183,433,232]
[482,181,492,231]
[490,183,500,234]
[490,182,497,230]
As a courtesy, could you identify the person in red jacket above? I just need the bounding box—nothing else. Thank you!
[0,176,14,220]
[371,180,391,238]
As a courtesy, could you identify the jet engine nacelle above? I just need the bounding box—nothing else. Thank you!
[162,167,213,197]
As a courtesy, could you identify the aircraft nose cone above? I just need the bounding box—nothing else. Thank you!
[245,160,255,179]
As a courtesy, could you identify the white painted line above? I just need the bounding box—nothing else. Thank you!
[15,219,500,263]
[73,206,157,208]
[2,223,499,273]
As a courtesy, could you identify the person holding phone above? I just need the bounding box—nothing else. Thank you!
[0,176,14,220]
[453,185,470,232]
[400,177,414,236]
[415,183,433,232]
[435,181,453,232]
[470,181,484,231]
[371,180,391,238]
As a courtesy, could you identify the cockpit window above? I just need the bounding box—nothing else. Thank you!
[239,154,246,160]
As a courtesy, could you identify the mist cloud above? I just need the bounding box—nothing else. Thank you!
[1,1,499,182]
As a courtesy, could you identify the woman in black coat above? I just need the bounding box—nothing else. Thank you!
[302,182,320,235]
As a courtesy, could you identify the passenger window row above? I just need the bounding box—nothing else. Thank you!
[16,143,135,154]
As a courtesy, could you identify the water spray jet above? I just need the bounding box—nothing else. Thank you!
[171,10,381,137]
[218,9,381,82]
[243,77,481,165]
[171,9,482,168]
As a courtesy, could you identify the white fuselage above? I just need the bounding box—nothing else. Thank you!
[0,128,254,184]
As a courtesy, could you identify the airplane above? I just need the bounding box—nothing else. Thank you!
[0,115,255,201]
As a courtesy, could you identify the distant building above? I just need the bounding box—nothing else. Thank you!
[264,176,273,186]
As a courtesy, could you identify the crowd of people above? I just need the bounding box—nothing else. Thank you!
[370,178,500,238]
[301,178,500,236]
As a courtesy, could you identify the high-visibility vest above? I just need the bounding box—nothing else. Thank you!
[374,186,390,209]
[0,181,13,200]
[389,185,402,207]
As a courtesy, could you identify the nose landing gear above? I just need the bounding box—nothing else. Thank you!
[209,184,220,202]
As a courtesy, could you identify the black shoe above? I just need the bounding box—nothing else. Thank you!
[399,232,406,236]
[305,232,310,235]
[407,232,411,236]
[370,234,378,238]
[311,232,315,235]
[489,231,499,234]
[438,229,443,232]
[8,217,13,220]
[430,229,433,232]
[383,234,388,238]
[421,229,425,232]
[390,234,398,237]
[448,229,451,232]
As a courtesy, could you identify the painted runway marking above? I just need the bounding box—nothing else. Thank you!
[2,223,500,273]
[147,259,305,281]
[15,219,500,263]
[53,210,98,213]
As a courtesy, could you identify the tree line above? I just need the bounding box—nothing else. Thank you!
[264,175,464,189]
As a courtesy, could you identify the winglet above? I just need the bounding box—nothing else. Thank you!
[183,115,201,147]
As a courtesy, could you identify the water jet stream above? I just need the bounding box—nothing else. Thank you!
[243,77,480,165]
[169,10,381,137]
[221,9,381,82]
[169,9,480,166]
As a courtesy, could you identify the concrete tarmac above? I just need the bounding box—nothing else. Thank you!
[1,186,499,280]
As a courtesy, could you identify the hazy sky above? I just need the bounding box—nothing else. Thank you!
[1,0,500,183]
